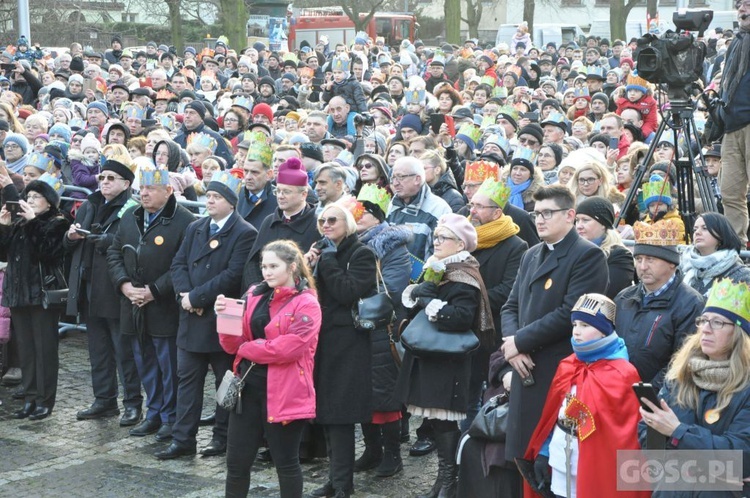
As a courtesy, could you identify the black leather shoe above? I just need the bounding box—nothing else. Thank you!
[409,437,436,456]
[200,439,226,457]
[77,401,120,421]
[198,412,216,426]
[14,402,36,419]
[28,406,52,421]
[129,418,161,437]
[154,442,196,460]
[155,423,173,441]
[306,481,335,497]
[12,388,25,400]
[119,407,142,427]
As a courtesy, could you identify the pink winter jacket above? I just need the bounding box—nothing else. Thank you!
[218,284,322,423]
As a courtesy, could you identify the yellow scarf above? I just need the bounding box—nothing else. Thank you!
[473,215,520,250]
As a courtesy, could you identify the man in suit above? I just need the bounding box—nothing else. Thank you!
[156,170,256,459]
[107,166,195,440]
[500,185,608,494]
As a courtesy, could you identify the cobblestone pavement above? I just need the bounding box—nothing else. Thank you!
[1,331,437,497]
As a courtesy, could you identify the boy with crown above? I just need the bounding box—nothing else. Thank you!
[321,55,368,113]
[521,293,650,498]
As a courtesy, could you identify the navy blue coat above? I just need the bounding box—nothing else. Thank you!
[170,211,256,353]
[235,181,277,230]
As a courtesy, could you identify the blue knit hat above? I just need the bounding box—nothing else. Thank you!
[399,114,422,134]
[3,132,29,155]
[48,123,72,144]
[87,101,109,117]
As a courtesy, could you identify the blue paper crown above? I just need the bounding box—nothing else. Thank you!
[573,87,590,99]
[513,147,537,164]
[404,89,426,105]
[187,132,218,153]
[139,166,170,187]
[211,170,242,196]
[232,96,253,111]
[332,56,350,72]
[586,66,606,79]
[69,118,85,130]
[484,134,510,154]
[26,152,56,174]
[543,111,566,124]
[37,172,65,195]
[159,114,176,130]
[124,105,146,121]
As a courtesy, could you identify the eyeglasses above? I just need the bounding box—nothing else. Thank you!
[223,117,239,123]
[468,202,499,211]
[578,177,600,185]
[275,188,299,197]
[462,182,482,190]
[358,162,376,170]
[433,233,460,245]
[98,174,124,182]
[26,194,45,201]
[736,0,750,8]
[390,173,416,184]
[695,316,736,331]
[317,216,339,227]
[518,137,539,146]
[530,208,566,221]
[4,143,20,150]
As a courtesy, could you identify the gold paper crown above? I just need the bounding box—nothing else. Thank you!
[464,160,500,183]
[476,177,510,208]
[572,293,616,323]
[633,219,683,247]
[155,89,176,101]
[187,132,218,153]
[357,183,391,215]
[705,279,750,334]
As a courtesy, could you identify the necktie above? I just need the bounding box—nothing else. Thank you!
[249,193,259,204]
[210,222,219,237]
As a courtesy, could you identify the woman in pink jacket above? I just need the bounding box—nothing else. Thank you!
[216,240,322,498]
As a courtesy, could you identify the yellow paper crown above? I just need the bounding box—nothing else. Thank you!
[246,141,272,166]
[464,160,500,183]
[633,219,683,246]
[457,123,482,147]
[705,279,750,334]
[476,177,510,208]
[357,183,391,215]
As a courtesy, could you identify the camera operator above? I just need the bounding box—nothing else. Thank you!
[719,0,750,245]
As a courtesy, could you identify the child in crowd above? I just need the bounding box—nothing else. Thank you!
[616,72,658,137]
[69,133,102,194]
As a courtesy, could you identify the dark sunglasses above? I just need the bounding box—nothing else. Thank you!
[317,216,339,227]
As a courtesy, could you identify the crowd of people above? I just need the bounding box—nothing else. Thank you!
[1,6,750,498]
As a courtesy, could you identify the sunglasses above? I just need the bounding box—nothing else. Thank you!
[98,174,124,182]
[317,216,339,227]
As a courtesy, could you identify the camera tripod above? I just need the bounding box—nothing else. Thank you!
[615,91,719,243]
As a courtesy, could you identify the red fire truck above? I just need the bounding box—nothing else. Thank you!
[288,8,417,50]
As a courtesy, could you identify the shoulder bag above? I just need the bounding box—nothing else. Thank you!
[352,260,395,332]
[216,362,255,414]
[39,262,69,310]
[468,392,509,441]
[400,309,479,358]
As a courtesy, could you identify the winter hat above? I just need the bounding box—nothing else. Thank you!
[437,213,478,252]
[185,100,207,119]
[281,72,297,83]
[619,57,635,69]
[576,196,615,229]
[276,157,308,187]
[80,133,102,153]
[252,103,274,123]
[517,123,544,145]
[70,57,85,73]
[102,158,135,183]
[3,133,29,155]
[259,76,276,91]
[591,92,609,107]
[184,46,197,56]
[87,101,109,117]
[0,120,8,132]
[299,142,324,163]
[69,74,84,85]
[626,72,650,94]
[48,123,72,143]
[26,174,64,207]
[399,113,422,133]
[541,98,562,112]
[105,122,131,143]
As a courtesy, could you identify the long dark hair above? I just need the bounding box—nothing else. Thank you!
[698,212,743,253]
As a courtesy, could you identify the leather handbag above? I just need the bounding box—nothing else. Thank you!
[352,261,395,332]
[400,309,479,358]
[216,363,254,414]
[468,392,510,441]
[39,262,68,310]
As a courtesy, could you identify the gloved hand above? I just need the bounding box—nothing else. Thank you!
[411,281,439,308]
[87,233,110,254]
[425,298,447,321]
[533,454,552,492]
[314,237,337,255]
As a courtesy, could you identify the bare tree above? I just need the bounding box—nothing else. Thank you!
[611,0,641,40]
[461,0,483,39]
[445,0,460,44]
[523,0,535,37]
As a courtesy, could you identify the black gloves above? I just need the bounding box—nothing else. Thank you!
[533,454,552,493]
[411,281,438,300]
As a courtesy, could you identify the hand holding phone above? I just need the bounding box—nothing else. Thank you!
[5,200,20,222]
[632,382,660,413]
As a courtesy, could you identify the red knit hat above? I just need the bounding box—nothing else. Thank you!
[252,103,273,123]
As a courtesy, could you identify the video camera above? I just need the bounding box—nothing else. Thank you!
[636,9,713,90]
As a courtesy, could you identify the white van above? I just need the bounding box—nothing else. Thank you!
[495,23,585,49]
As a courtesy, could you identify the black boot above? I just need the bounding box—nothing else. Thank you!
[435,429,460,498]
[353,423,383,472]
[375,421,403,478]
[400,412,411,443]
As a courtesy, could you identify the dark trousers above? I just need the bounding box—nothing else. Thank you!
[225,380,306,498]
[86,315,142,409]
[322,424,355,493]
[172,347,233,448]
[12,305,60,408]
[132,334,178,423]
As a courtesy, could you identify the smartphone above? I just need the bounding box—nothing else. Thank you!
[430,113,445,135]
[216,298,245,336]
[522,373,535,387]
[609,137,620,149]
[0,63,15,71]
[312,77,324,92]
[632,382,660,413]
[83,79,97,93]
[75,228,91,237]
[444,115,456,138]
[5,200,20,222]
[523,111,539,122]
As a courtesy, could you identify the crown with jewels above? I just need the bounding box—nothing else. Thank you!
[404,89,425,105]
[476,177,510,208]
[357,183,391,215]
[187,132,218,153]
[480,75,497,88]
[211,169,243,197]
[26,152,56,175]
[155,89,176,101]
[332,56,350,72]
[139,165,170,187]
[124,105,146,121]
[457,123,482,146]
[572,293,616,323]
[232,96,253,112]
[464,160,500,183]
[705,279,750,335]
[633,219,683,247]
[573,87,590,100]
[37,172,64,195]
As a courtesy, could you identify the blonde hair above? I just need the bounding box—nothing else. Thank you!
[102,144,130,160]
[420,149,446,176]
[666,325,750,414]
[0,101,25,133]
[319,204,357,237]
[261,240,316,291]
[568,158,614,200]
[599,228,625,256]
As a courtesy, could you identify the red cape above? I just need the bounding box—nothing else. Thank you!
[523,355,650,498]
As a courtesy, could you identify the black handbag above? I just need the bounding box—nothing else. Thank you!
[352,261,395,332]
[39,262,68,310]
[400,309,479,358]
[468,392,509,441]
